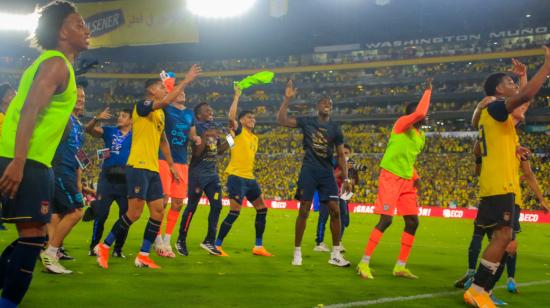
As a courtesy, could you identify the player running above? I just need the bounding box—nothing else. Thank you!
[85,108,133,258]
[94,65,201,269]
[357,78,433,279]
[154,81,200,258]
[214,86,272,257]
[463,46,550,308]
[0,1,89,305]
[277,80,351,267]
[175,101,231,256]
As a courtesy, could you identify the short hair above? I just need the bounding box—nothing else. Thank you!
[405,102,417,115]
[343,144,352,152]
[30,1,77,50]
[194,102,209,117]
[0,83,14,100]
[144,78,161,90]
[317,96,332,105]
[238,110,254,120]
[76,77,88,88]
[483,73,508,96]
[121,108,133,118]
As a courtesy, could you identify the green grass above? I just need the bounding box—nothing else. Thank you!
[2,206,550,307]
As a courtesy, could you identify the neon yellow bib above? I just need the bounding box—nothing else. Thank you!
[0,50,77,167]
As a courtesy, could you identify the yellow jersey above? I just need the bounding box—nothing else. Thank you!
[478,101,518,197]
[127,99,165,172]
[225,125,258,180]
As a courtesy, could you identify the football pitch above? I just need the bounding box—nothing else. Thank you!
[1,206,550,308]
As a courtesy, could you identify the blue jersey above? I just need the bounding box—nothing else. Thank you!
[296,116,344,170]
[159,105,194,164]
[52,115,85,174]
[189,120,221,178]
[101,126,132,169]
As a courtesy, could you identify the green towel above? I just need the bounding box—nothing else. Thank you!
[235,71,275,91]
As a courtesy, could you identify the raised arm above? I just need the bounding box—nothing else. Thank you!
[152,64,201,111]
[277,80,298,128]
[504,46,550,112]
[394,78,432,134]
[509,58,528,90]
[85,107,112,138]
[0,57,69,198]
[228,86,241,130]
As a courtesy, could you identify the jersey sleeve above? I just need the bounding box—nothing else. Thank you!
[135,99,154,117]
[101,126,113,144]
[487,100,508,122]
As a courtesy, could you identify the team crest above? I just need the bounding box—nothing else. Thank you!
[40,201,50,215]
[134,186,141,194]
[383,204,390,211]
[503,212,511,222]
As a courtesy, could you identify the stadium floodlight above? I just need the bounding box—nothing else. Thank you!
[187,0,256,18]
[0,12,38,32]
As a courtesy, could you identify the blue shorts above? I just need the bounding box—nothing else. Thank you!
[295,164,339,202]
[188,173,220,197]
[126,167,164,202]
[0,158,54,224]
[52,170,84,214]
[226,175,262,204]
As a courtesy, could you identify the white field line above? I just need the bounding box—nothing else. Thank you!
[320,280,550,308]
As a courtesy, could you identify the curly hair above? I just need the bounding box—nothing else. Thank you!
[30,0,77,50]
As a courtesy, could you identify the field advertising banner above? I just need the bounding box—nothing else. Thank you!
[77,0,198,48]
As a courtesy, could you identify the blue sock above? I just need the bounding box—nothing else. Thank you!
[2,237,46,305]
[468,233,483,270]
[507,253,516,278]
[141,218,161,253]
[0,240,18,290]
[104,215,132,247]
[255,208,267,246]
[205,200,222,243]
[216,210,240,246]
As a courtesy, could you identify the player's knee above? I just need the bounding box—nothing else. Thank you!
[126,208,142,222]
[376,215,393,231]
[69,208,84,222]
[171,199,184,211]
[404,216,419,234]
[298,208,309,220]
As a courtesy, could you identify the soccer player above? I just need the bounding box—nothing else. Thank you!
[155,87,200,258]
[0,1,89,305]
[277,80,351,267]
[463,46,550,308]
[357,78,433,279]
[0,83,16,232]
[175,101,231,256]
[40,80,88,274]
[314,144,360,253]
[94,65,201,269]
[85,108,133,258]
[214,86,272,257]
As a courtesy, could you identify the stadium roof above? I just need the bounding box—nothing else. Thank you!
[0,0,548,62]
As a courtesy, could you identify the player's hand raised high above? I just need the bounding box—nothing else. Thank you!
[284,79,297,99]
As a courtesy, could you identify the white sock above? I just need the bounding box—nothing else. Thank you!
[396,260,406,267]
[139,251,149,257]
[294,247,301,254]
[480,258,500,274]
[472,283,485,293]
[332,246,342,254]
[361,255,371,264]
[46,246,59,257]
[254,245,262,249]
[154,235,163,245]
[164,234,171,245]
